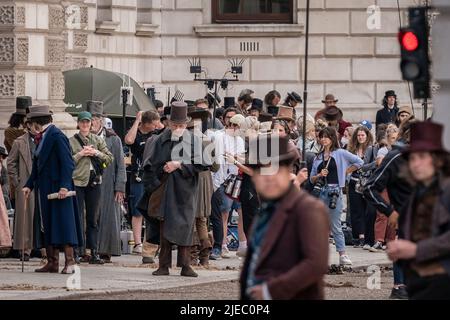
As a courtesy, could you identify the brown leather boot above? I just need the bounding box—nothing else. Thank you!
[179,246,198,277]
[199,239,212,267]
[61,246,76,274]
[35,246,59,273]
[152,237,171,276]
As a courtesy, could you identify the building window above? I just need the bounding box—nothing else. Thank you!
[212,0,293,24]
[136,0,151,24]
[97,0,112,21]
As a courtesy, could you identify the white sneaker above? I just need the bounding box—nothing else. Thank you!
[132,243,143,254]
[339,254,353,266]
[236,247,247,258]
[363,244,371,250]
[221,247,231,259]
[369,241,384,252]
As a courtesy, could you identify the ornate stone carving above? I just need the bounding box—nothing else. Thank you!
[16,6,25,25]
[0,73,15,97]
[80,6,88,24]
[47,39,66,65]
[16,38,28,64]
[50,72,65,99]
[74,33,88,48]
[16,73,25,96]
[0,37,14,63]
[0,6,14,25]
[49,5,65,29]
[65,56,88,71]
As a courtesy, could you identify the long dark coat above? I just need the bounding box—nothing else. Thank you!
[7,132,35,251]
[25,125,83,248]
[97,129,126,256]
[137,128,205,246]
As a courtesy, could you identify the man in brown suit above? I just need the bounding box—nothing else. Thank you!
[240,135,330,300]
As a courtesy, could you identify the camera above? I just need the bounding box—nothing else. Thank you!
[311,177,325,198]
[328,189,340,210]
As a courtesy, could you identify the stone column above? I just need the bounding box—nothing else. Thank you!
[432,0,450,149]
[0,0,79,141]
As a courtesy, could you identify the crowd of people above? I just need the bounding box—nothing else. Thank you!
[0,88,449,300]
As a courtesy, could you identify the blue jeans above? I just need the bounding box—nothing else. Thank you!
[129,180,144,217]
[319,185,345,253]
[393,262,405,285]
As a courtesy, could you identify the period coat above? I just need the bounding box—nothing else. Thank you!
[7,132,35,251]
[137,128,206,246]
[24,125,83,247]
[0,165,12,248]
[97,128,127,256]
[240,185,330,300]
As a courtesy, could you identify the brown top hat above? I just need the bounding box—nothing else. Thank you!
[167,101,191,124]
[15,96,33,115]
[27,105,52,119]
[86,100,104,117]
[246,134,299,168]
[323,105,343,122]
[276,106,295,122]
[404,122,448,155]
[322,94,338,104]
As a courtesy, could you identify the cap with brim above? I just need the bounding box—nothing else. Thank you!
[323,106,342,121]
[78,111,92,121]
[287,92,302,103]
[322,94,338,103]
[86,100,105,117]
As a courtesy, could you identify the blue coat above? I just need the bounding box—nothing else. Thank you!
[25,125,83,248]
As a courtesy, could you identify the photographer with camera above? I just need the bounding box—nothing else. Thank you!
[124,110,162,254]
[310,127,364,266]
[70,111,113,265]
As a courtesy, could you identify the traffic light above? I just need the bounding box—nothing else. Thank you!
[399,7,430,99]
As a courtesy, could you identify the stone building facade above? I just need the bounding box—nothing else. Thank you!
[0,0,430,139]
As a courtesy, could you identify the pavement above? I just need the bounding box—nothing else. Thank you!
[0,245,390,300]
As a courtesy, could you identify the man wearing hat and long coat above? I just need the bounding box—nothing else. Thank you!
[376,90,399,132]
[88,101,127,262]
[7,116,40,261]
[23,106,83,274]
[137,101,206,277]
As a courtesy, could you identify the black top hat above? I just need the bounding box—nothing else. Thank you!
[224,97,236,109]
[0,146,8,157]
[267,105,279,117]
[246,134,299,168]
[86,100,104,117]
[287,92,302,103]
[249,98,263,112]
[385,90,397,98]
[27,105,52,119]
[188,106,210,120]
[15,96,33,116]
[404,121,448,155]
[167,101,190,124]
[258,112,273,123]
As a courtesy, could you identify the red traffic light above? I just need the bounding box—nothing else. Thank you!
[400,31,419,51]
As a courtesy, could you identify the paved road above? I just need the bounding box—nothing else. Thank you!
[0,246,391,300]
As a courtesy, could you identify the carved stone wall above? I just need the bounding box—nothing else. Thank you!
[0,6,14,25]
[74,33,88,49]
[0,37,14,63]
[49,5,65,29]
[16,73,25,96]
[16,37,28,64]
[50,72,65,99]
[0,73,15,98]
[16,7,25,25]
[47,38,66,65]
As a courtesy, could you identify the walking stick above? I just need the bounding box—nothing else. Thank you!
[21,195,27,273]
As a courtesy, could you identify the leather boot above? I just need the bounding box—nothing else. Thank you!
[152,237,171,276]
[35,246,59,273]
[179,246,198,277]
[199,239,212,267]
[190,245,200,266]
[61,246,76,274]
